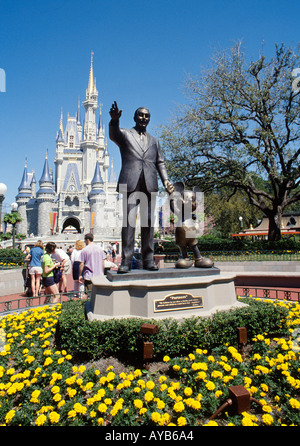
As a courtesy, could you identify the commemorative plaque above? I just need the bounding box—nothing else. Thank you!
[154,292,203,313]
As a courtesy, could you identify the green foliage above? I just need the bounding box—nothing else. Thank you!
[0,248,25,262]
[55,298,289,363]
[3,212,22,226]
[159,235,300,253]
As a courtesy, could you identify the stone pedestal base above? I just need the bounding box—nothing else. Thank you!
[85,267,247,321]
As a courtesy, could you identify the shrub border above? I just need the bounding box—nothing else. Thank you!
[55,298,289,364]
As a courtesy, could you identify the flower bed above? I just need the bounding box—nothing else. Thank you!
[0,299,299,426]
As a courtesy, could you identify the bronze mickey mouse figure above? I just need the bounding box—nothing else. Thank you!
[170,182,214,269]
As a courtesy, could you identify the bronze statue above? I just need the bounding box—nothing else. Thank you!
[109,101,174,273]
[170,182,214,269]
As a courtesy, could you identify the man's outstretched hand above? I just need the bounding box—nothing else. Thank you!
[164,179,175,194]
[109,101,122,121]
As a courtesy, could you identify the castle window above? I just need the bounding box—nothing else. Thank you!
[69,135,74,148]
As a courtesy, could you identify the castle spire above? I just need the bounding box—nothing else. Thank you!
[59,108,64,136]
[18,158,31,192]
[88,51,94,94]
[77,97,81,124]
[39,150,53,185]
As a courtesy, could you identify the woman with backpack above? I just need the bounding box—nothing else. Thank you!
[41,242,61,303]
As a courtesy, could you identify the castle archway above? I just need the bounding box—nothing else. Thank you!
[62,217,81,234]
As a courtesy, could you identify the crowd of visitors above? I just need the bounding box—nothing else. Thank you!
[24,233,119,301]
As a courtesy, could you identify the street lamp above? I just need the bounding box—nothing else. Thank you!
[239,216,243,232]
[11,202,18,212]
[0,183,7,232]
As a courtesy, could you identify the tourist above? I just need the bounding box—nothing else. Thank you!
[78,233,105,292]
[25,240,44,297]
[70,240,85,298]
[51,244,72,293]
[41,242,61,303]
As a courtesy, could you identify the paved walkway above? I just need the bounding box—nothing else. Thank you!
[1,263,300,313]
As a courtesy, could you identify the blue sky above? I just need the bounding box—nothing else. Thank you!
[0,0,299,209]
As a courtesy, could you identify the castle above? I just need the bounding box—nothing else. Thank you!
[15,54,122,240]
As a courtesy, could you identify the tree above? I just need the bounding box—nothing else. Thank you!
[3,212,22,248]
[205,189,263,238]
[160,43,300,240]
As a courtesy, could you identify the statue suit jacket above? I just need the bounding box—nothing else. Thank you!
[109,120,169,193]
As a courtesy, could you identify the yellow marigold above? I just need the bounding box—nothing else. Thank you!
[184,387,193,396]
[204,420,218,426]
[30,389,41,402]
[146,380,155,390]
[134,399,143,409]
[261,383,269,392]
[211,370,223,379]
[49,411,60,424]
[289,398,300,409]
[151,412,161,423]
[205,381,215,391]
[98,403,107,413]
[156,399,165,410]
[67,387,77,398]
[74,403,87,414]
[192,362,208,371]
[159,375,167,383]
[163,355,170,362]
[173,401,185,413]
[144,391,154,402]
[53,393,61,402]
[43,357,53,367]
[35,414,47,425]
[262,414,273,425]
[67,410,77,419]
[106,372,115,382]
[196,371,207,380]
[177,416,187,426]
[5,409,15,424]
[51,385,60,394]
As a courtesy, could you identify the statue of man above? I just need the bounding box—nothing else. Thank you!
[109,101,174,273]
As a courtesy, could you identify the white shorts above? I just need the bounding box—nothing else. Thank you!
[29,266,43,275]
[63,259,71,275]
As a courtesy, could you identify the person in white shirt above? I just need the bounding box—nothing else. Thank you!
[51,245,71,293]
[70,240,85,298]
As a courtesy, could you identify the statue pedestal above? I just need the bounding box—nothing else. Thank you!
[85,267,247,321]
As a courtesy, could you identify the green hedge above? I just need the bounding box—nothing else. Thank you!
[155,236,300,253]
[55,298,289,364]
[0,248,25,264]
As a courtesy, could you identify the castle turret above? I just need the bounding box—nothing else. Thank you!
[36,152,55,236]
[82,52,99,193]
[15,159,32,234]
[89,161,105,235]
